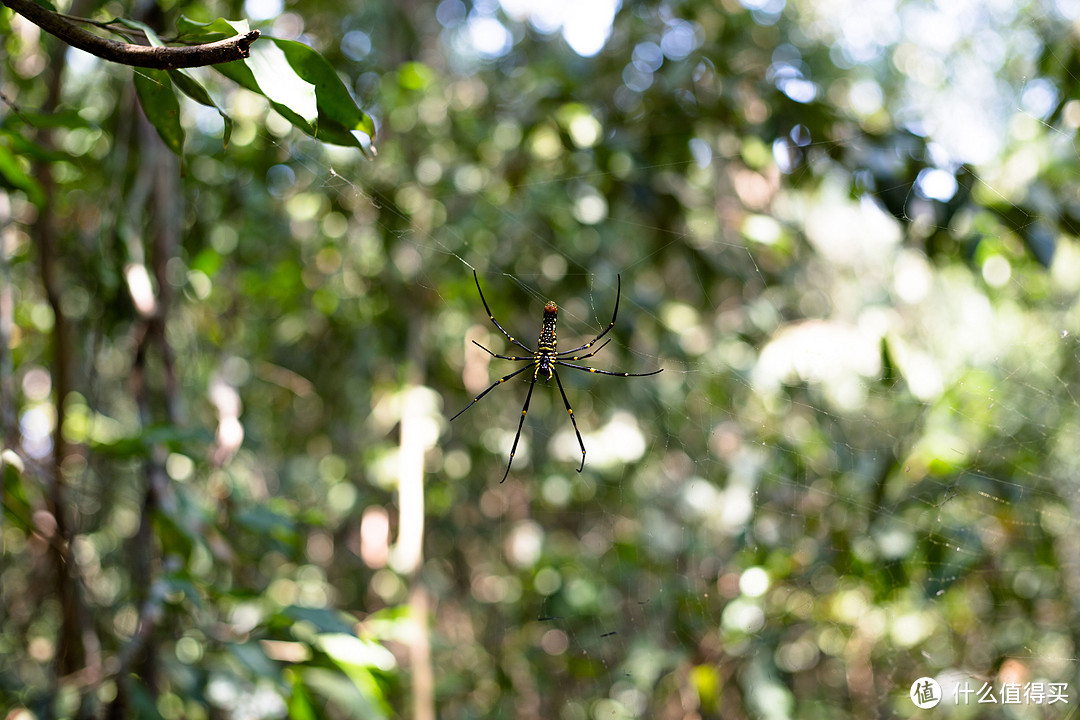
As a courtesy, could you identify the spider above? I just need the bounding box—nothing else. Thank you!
[451,270,663,482]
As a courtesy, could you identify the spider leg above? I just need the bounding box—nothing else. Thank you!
[473,270,534,355]
[555,361,663,377]
[552,369,587,473]
[472,339,535,362]
[502,372,538,482]
[555,338,612,362]
[450,363,533,421]
[556,274,622,355]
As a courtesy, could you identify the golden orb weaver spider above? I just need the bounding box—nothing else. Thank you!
[451,270,663,482]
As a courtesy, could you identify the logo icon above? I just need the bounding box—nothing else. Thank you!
[911,677,941,709]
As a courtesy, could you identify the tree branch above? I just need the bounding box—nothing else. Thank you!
[2,0,260,69]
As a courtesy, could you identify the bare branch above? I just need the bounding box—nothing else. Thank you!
[2,0,260,69]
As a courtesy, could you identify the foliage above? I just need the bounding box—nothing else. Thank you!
[3,0,1080,718]
[133,15,375,157]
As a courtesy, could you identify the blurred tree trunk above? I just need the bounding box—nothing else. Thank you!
[31,0,102,713]
[109,39,182,713]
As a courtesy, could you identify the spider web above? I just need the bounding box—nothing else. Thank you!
[180,1,1080,717]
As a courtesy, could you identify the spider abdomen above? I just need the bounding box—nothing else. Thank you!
[536,302,558,380]
[539,302,558,350]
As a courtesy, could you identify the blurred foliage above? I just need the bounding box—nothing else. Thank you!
[4,0,1080,718]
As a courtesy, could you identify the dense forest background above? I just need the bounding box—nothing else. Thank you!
[4,0,1080,717]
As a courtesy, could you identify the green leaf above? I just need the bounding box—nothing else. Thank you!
[246,40,318,124]
[283,606,356,635]
[287,672,318,720]
[133,68,184,156]
[0,143,43,205]
[236,505,297,536]
[230,641,281,679]
[168,69,233,147]
[6,133,66,163]
[0,107,88,130]
[213,36,377,157]
[317,633,396,673]
[299,668,388,720]
[175,15,251,42]
[2,449,33,534]
[214,59,315,136]
[90,424,211,457]
[123,17,236,149]
[312,634,393,718]
[270,38,376,139]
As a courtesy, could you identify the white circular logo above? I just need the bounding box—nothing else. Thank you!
[910,677,942,709]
